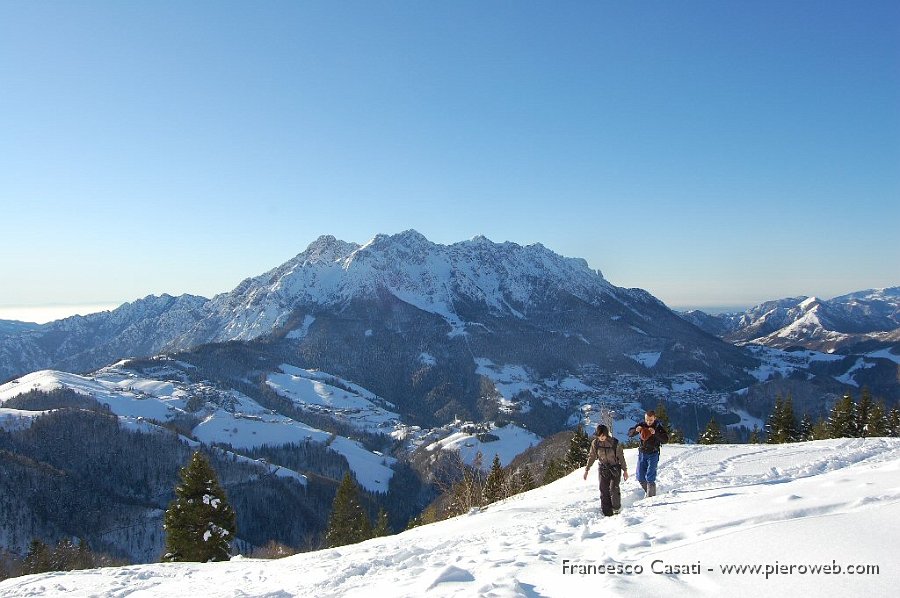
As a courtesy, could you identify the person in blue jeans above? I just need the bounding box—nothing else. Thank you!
[627,410,669,497]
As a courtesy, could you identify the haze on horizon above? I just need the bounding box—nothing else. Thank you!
[1,2,897,322]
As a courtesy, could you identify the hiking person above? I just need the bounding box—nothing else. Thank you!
[627,410,669,497]
[583,424,628,516]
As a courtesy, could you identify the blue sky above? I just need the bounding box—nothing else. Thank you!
[1,1,898,322]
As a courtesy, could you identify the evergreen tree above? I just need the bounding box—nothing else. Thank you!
[517,467,536,493]
[21,540,51,575]
[781,395,799,442]
[542,458,566,485]
[765,396,784,444]
[564,425,591,471]
[373,508,391,537]
[483,454,506,504]
[325,473,372,548]
[856,388,873,437]
[698,417,724,444]
[405,505,438,530]
[866,401,889,437]
[163,451,237,562]
[828,394,857,438]
[888,408,900,438]
[766,395,799,443]
[798,413,814,442]
[811,417,831,440]
[748,425,761,444]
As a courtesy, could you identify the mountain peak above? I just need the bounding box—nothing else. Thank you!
[300,235,360,264]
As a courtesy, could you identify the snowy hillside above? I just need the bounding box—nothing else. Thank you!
[0,363,395,492]
[4,439,896,597]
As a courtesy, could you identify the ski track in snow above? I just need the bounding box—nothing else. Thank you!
[2,439,898,597]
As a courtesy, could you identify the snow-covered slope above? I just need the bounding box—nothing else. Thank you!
[0,363,396,492]
[4,439,897,597]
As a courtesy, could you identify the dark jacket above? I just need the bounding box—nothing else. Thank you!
[627,421,669,454]
[585,436,627,477]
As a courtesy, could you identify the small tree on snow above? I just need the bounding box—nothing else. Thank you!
[325,473,372,547]
[483,454,506,504]
[698,417,724,444]
[163,451,236,562]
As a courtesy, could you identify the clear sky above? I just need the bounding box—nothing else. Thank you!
[1,1,898,323]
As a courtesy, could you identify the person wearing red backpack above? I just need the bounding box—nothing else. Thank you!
[583,424,628,516]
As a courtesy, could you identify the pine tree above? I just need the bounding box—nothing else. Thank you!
[699,417,724,444]
[856,388,873,437]
[765,396,784,444]
[564,425,591,471]
[888,407,900,438]
[542,458,566,485]
[866,401,889,437]
[373,508,391,537]
[517,467,536,493]
[748,425,761,444]
[21,540,51,575]
[163,451,237,562]
[811,417,830,440]
[828,394,857,438]
[766,395,799,443]
[405,505,439,530]
[325,473,372,548]
[483,454,506,504]
[797,413,813,442]
[781,395,799,442]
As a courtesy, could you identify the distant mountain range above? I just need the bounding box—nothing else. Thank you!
[680,287,900,352]
[0,231,756,394]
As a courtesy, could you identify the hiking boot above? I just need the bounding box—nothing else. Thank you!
[639,481,648,494]
[647,482,657,498]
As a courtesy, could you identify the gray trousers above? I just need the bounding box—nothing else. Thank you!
[598,470,622,516]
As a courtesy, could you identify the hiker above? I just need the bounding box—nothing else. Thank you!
[627,410,669,497]
[583,424,628,516]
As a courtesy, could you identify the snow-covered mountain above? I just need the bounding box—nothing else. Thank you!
[174,230,619,344]
[681,287,900,352]
[0,320,40,337]
[3,439,897,597]
[0,231,758,408]
[0,294,207,382]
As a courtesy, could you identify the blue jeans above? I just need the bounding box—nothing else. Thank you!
[636,451,660,483]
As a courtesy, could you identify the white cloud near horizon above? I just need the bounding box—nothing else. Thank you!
[0,303,123,324]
